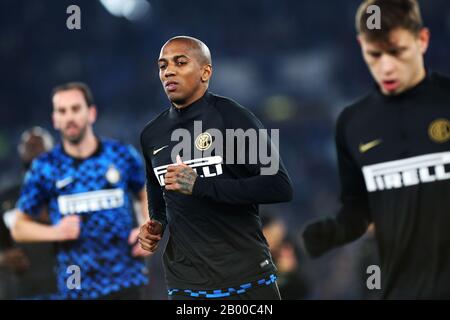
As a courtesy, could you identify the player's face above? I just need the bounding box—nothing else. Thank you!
[359,28,429,95]
[158,41,209,107]
[52,89,96,144]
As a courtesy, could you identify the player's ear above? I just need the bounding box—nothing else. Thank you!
[88,105,97,124]
[51,110,60,130]
[356,34,363,46]
[356,35,369,56]
[201,64,212,83]
[418,28,430,55]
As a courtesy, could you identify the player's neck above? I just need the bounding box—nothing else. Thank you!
[63,130,98,159]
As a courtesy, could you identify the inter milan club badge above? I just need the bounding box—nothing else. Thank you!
[428,118,450,143]
[106,165,121,184]
[195,132,212,151]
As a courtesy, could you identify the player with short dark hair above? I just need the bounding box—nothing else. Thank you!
[139,36,293,300]
[52,82,95,108]
[302,0,450,299]
[12,82,151,299]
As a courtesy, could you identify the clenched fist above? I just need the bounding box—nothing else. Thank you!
[138,220,163,253]
[54,215,81,241]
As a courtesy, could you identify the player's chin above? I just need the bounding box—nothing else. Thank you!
[63,132,83,144]
[383,87,403,96]
[167,92,186,104]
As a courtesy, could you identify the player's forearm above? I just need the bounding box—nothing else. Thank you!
[137,188,150,222]
[12,218,60,242]
[302,202,370,258]
[145,183,168,232]
[192,172,293,205]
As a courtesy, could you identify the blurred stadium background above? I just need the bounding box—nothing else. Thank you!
[0,0,449,299]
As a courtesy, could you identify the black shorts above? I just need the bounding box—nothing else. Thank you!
[169,282,281,300]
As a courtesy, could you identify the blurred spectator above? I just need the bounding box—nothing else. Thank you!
[0,126,57,299]
[262,214,310,299]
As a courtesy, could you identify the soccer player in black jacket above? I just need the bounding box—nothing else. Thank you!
[302,0,450,299]
[139,36,293,300]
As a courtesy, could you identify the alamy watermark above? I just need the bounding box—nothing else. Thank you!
[66,5,81,30]
[64,4,380,31]
[366,264,381,290]
[66,265,81,290]
[168,121,280,176]
[366,5,381,30]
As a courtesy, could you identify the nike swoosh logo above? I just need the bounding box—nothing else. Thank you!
[56,177,74,189]
[153,145,169,156]
[359,139,382,153]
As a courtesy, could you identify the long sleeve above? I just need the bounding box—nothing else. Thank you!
[334,108,371,242]
[193,167,292,205]
[191,105,293,205]
[302,108,370,258]
[141,139,168,233]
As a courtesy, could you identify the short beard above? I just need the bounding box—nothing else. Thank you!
[63,125,87,145]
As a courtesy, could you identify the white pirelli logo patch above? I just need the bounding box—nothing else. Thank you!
[154,156,223,187]
[362,152,450,192]
[57,188,124,215]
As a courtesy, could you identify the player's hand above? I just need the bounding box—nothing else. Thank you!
[301,218,338,258]
[164,155,197,195]
[0,248,30,273]
[54,215,81,241]
[138,220,162,253]
[128,227,152,257]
